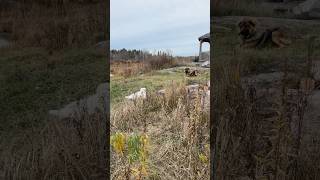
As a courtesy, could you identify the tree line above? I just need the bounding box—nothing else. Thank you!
[111,49,173,61]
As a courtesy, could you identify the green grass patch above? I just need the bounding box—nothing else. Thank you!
[110,67,209,106]
[212,23,320,76]
[0,48,107,135]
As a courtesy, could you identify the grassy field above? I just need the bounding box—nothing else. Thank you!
[111,65,209,105]
[212,0,304,18]
[212,16,320,179]
[0,0,108,137]
[0,1,109,178]
[0,48,107,136]
[0,47,108,179]
[110,59,210,179]
[213,0,274,17]
[213,17,320,76]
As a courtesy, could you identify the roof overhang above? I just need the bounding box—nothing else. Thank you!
[198,33,210,43]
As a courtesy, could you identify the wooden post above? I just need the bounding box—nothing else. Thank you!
[199,40,203,62]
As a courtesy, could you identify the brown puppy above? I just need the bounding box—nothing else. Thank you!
[238,17,291,48]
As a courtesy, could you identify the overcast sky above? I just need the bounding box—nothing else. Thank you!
[110,0,210,56]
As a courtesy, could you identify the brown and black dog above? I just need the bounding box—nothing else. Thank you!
[185,67,198,77]
[238,17,291,49]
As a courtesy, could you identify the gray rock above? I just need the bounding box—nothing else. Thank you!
[186,84,199,93]
[49,82,109,119]
[201,60,210,68]
[0,33,10,48]
[125,88,147,100]
[201,90,210,111]
[157,89,166,96]
[302,90,320,145]
[293,0,320,18]
[313,61,320,81]
[242,72,284,86]
[0,38,9,48]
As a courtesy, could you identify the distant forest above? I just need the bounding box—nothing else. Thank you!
[110,49,173,61]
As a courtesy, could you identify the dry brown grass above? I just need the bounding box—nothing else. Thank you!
[0,110,108,179]
[111,82,210,179]
[0,1,109,179]
[212,46,320,179]
[111,56,191,78]
[212,0,275,17]
[0,0,107,50]
[111,60,145,78]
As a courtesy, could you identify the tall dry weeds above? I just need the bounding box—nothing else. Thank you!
[0,110,108,179]
[212,43,320,179]
[0,0,107,50]
[111,55,181,78]
[111,82,209,179]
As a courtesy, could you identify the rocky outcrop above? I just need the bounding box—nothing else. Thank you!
[201,60,210,68]
[241,69,320,158]
[157,81,210,111]
[292,0,320,18]
[0,33,10,48]
[302,90,320,147]
[49,83,109,119]
[125,88,147,100]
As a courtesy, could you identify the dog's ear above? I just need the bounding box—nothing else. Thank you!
[248,18,257,27]
[237,20,244,27]
[238,17,251,27]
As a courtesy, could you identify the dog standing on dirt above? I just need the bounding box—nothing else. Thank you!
[238,17,291,49]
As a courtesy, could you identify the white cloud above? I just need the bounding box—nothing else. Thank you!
[111,0,210,56]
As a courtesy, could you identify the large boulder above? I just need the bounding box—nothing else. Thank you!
[292,0,320,18]
[49,83,109,119]
[302,90,320,146]
[0,33,10,48]
[201,60,210,68]
[125,88,147,100]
